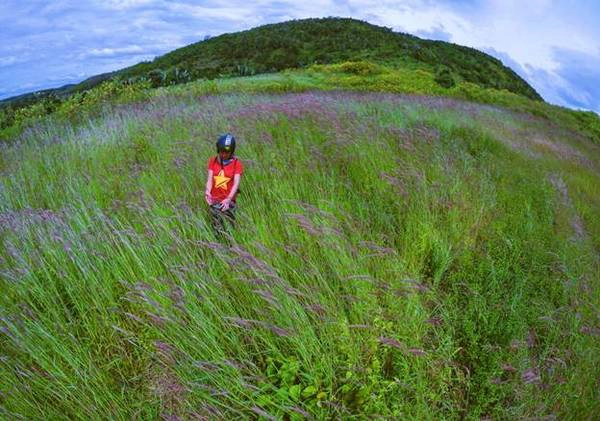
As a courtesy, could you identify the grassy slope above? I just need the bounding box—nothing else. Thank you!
[0,75,599,418]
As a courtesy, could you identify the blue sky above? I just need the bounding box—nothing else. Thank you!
[1,0,598,113]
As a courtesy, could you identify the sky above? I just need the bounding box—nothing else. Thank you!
[1,0,599,113]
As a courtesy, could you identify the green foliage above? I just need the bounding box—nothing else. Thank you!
[434,65,457,88]
[312,60,385,76]
[0,79,151,141]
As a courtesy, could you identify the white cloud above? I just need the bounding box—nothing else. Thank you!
[83,45,145,58]
[101,0,159,10]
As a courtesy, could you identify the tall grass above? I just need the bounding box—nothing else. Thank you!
[1,91,599,419]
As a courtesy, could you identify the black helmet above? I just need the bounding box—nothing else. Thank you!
[216,133,236,154]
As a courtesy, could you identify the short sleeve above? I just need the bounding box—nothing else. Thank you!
[207,157,214,170]
[235,159,243,175]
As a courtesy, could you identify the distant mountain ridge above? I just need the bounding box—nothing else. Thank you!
[1,17,542,109]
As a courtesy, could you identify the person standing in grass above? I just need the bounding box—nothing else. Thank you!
[204,133,243,234]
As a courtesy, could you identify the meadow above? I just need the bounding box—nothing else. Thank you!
[1,87,599,418]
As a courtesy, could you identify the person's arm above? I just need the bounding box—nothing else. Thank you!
[204,169,214,205]
[227,174,241,200]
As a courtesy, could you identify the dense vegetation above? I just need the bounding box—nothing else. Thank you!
[1,74,599,417]
[118,18,541,99]
[3,62,598,145]
[0,18,542,122]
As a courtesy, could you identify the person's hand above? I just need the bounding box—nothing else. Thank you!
[220,197,232,211]
[204,191,213,205]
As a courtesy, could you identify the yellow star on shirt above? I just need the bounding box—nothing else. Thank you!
[214,170,231,190]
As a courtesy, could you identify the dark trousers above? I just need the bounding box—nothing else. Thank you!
[208,202,237,236]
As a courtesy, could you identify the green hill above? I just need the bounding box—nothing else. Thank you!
[0,17,541,113]
[117,17,541,99]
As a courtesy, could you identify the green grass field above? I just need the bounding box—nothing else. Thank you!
[1,82,599,418]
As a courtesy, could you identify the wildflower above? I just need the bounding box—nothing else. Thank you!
[522,368,541,384]
[425,317,442,327]
[223,317,257,330]
[378,336,404,350]
[192,361,219,371]
[526,330,536,348]
[304,303,327,317]
[287,406,311,418]
[265,323,292,337]
[501,363,517,373]
[251,406,277,421]
[254,289,281,309]
[509,339,522,351]
[580,326,600,336]
[112,325,134,336]
[124,312,144,324]
[407,348,426,356]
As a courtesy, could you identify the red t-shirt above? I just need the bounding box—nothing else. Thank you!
[208,156,243,203]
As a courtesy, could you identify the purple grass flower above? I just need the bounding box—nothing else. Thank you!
[251,406,277,421]
[285,405,313,418]
[402,279,429,293]
[304,303,327,317]
[246,277,271,287]
[358,241,397,255]
[526,330,536,348]
[146,311,171,326]
[192,361,220,371]
[378,336,405,350]
[341,294,359,303]
[172,156,186,169]
[510,340,522,351]
[196,240,225,251]
[133,281,153,291]
[223,359,245,370]
[223,317,257,330]
[198,403,223,417]
[580,326,600,336]
[379,172,407,195]
[265,323,292,337]
[283,286,306,297]
[407,348,427,357]
[229,245,277,275]
[241,381,262,393]
[348,324,370,329]
[343,274,376,283]
[155,340,176,356]
[522,368,541,384]
[501,363,517,373]
[254,289,281,309]
[284,213,322,236]
[111,324,134,336]
[124,312,145,324]
[425,317,442,327]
